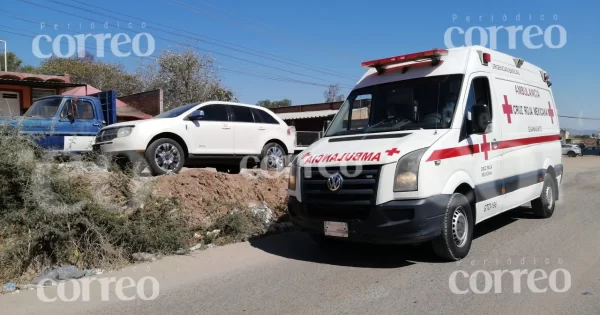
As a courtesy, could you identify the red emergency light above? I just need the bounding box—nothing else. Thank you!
[361,49,448,72]
[483,53,491,63]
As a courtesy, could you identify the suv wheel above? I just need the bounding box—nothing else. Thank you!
[145,138,185,176]
[260,142,286,171]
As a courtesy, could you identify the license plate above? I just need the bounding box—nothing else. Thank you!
[324,221,348,238]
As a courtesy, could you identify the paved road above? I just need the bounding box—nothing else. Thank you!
[3,157,600,315]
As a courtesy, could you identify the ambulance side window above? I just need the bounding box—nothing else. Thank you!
[343,94,372,130]
[465,77,492,118]
[462,77,492,139]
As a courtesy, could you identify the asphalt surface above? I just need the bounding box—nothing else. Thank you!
[3,156,600,315]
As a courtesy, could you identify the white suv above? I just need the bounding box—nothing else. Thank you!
[93,101,296,175]
[561,144,581,157]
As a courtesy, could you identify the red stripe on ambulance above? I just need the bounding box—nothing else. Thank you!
[427,134,560,162]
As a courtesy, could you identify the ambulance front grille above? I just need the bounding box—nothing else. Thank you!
[301,165,380,207]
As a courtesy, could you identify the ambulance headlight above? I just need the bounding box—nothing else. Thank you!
[116,126,134,138]
[393,148,427,192]
[288,156,298,190]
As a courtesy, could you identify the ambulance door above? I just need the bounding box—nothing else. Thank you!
[462,74,505,222]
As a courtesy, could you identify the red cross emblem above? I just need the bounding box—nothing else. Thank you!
[385,148,400,156]
[502,95,513,124]
[548,102,554,124]
[480,135,491,160]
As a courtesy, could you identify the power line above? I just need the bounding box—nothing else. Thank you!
[0,22,353,90]
[61,0,356,81]
[17,0,354,88]
[176,0,354,62]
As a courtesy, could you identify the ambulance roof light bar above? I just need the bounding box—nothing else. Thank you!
[361,49,448,74]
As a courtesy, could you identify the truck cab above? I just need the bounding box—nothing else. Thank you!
[0,91,117,153]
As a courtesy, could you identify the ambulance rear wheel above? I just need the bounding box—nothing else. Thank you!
[531,173,557,218]
[432,193,474,261]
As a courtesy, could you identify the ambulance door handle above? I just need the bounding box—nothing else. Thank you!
[492,139,499,149]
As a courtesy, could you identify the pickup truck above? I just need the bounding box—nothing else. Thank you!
[0,91,117,154]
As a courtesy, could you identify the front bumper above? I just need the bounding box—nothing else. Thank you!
[92,142,145,162]
[288,195,450,244]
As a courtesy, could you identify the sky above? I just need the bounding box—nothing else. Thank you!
[0,0,598,130]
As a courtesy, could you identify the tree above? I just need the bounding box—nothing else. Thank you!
[0,52,26,72]
[257,99,292,108]
[137,50,237,111]
[323,84,345,102]
[36,57,143,96]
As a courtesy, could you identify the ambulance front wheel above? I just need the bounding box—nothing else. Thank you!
[431,193,474,261]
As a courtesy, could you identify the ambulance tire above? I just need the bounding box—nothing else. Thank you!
[531,173,557,218]
[432,193,474,261]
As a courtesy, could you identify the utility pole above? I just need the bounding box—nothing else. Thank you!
[0,40,6,72]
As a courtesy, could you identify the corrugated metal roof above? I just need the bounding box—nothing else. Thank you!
[276,109,338,120]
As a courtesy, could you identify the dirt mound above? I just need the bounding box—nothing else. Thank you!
[152,169,289,228]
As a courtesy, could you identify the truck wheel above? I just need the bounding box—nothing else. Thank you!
[260,142,286,171]
[431,193,474,261]
[531,173,557,218]
[567,151,576,157]
[145,138,185,176]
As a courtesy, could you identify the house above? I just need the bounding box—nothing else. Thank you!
[0,71,162,122]
[269,100,370,148]
[0,71,81,116]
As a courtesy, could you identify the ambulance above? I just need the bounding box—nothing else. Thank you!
[287,45,562,261]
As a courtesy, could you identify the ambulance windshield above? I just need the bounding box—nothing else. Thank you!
[325,74,464,137]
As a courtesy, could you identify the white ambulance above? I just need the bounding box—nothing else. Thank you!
[287,45,562,261]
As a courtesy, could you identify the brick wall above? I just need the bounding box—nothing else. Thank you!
[117,89,163,116]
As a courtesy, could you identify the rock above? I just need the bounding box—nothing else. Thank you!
[207,243,215,248]
[250,203,273,224]
[175,248,186,255]
[31,265,86,286]
[193,232,203,239]
[132,252,157,262]
[206,229,221,238]
[189,243,202,251]
[3,283,16,293]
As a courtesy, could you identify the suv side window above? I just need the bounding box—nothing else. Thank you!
[200,104,229,121]
[231,105,255,123]
[253,108,279,124]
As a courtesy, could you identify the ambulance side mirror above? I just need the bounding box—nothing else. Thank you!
[471,104,491,134]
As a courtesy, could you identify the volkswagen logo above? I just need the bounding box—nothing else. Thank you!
[327,173,343,192]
